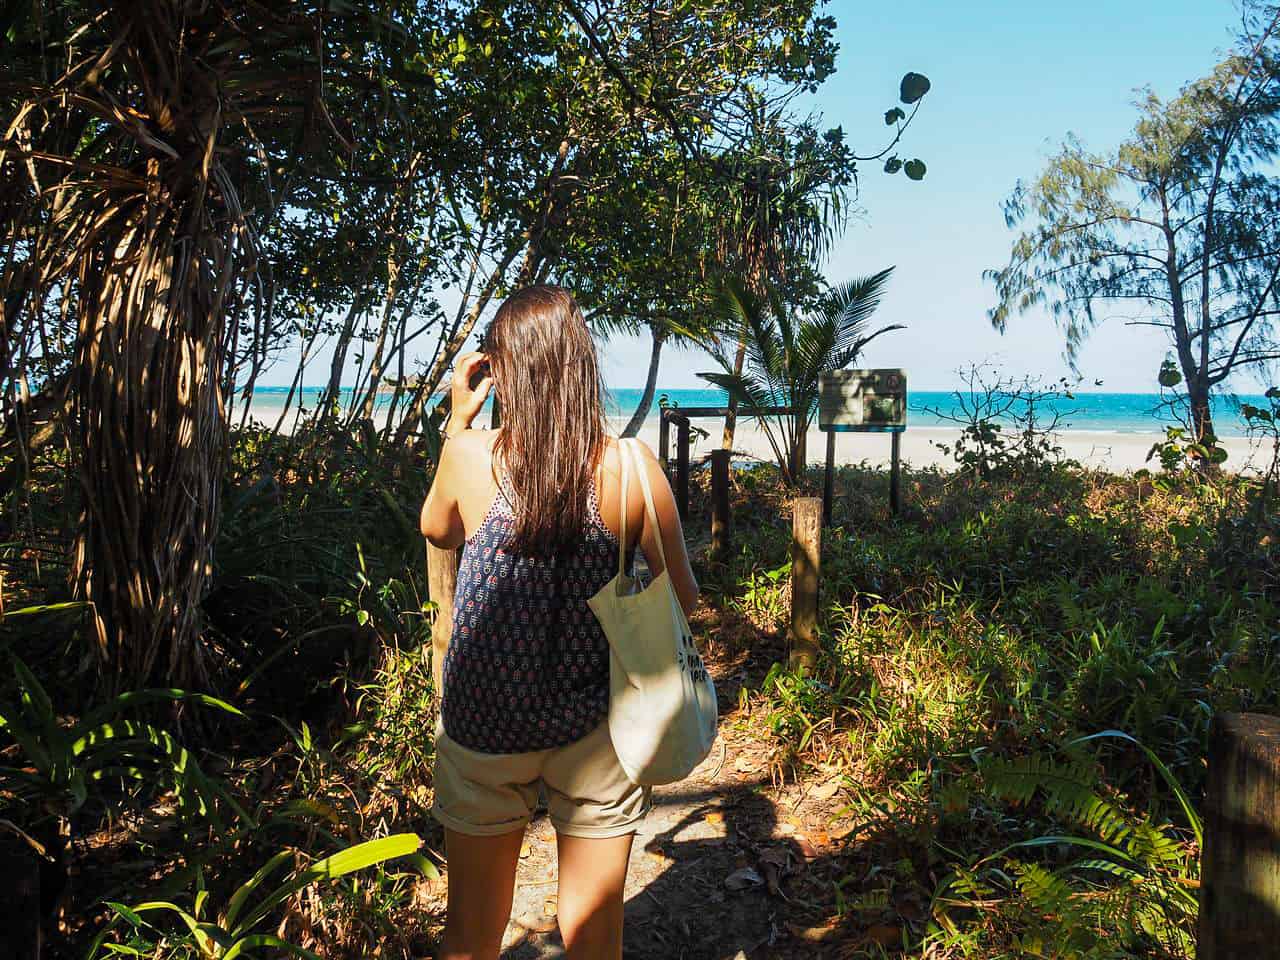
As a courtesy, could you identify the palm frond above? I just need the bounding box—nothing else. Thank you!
[830,324,908,370]
[824,266,897,356]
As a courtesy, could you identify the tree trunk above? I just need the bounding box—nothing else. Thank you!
[72,187,229,690]
[392,241,518,446]
[622,326,665,438]
[515,139,571,286]
[63,5,245,690]
[790,426,807,481]
[353,254,402,424]
[721,337,747,450]
[321,294,366,421]
[1159,186,1220,451]
[1189,380,1217,443]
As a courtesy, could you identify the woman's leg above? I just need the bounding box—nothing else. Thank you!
[554,831,635,960]
[441,826,525,960]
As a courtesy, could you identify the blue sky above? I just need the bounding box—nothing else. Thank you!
[601,0,1247,392]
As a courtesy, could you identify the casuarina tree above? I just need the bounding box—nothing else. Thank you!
[989,7,1280,445]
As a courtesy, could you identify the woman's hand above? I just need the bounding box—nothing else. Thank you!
[450,351,492,430]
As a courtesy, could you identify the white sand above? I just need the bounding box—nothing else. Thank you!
[242,402,1268,475]
[613,420,1269,475]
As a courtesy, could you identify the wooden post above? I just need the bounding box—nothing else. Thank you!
[889,430,902,517]
[427,543,460,696]
[0,830,41,960]
[710,449,730,560]
[675,416,690,521]
[789,497,822,673]
[1199,712,1280,959]
[658,410,670,473]
[822,430,836,527]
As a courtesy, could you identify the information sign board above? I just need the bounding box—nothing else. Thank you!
[818,369,907,432]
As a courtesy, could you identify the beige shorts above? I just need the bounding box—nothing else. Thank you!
[431,717,651,839]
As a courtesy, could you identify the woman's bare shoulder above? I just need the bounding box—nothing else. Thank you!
[451,427,499,450]
[441,427,497,477]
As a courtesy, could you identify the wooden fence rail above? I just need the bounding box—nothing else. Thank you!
[657,406,791,520]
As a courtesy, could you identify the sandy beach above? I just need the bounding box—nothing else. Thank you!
[245,401,1267,474]
[613,419,1269,475]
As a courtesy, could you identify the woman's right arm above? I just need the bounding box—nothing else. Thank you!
[632,441,699,619]
[420,351,492,549]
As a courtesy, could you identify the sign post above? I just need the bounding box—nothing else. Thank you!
[818,369,907,523]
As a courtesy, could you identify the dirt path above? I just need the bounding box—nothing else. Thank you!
[420,651,877,960]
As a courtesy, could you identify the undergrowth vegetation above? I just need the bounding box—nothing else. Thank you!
[711,457,1278,958]
[4,416,1278,957]
[2,423,443,959]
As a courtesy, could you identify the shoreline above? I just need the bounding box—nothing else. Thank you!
[239,403,1269,474]
[613,419,1267,474]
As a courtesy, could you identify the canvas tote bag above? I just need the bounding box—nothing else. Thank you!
[587,437,717,786]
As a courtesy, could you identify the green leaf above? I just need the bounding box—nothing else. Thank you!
[130,901,200,934]
[106,902,147,929]
[1069,730,1202,848]
[236,834,423,933]
[900,72,931,104]
[407,852,441,880]
[884,106,906,125]
[0,600,91,620]
[884,157,902,175]
[82,689,244,731]
[224,849,295,932]
[904,159,927,181]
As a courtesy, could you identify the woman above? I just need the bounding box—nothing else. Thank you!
[419,285,698,960]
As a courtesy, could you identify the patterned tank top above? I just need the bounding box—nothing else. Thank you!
[440,467,634,753]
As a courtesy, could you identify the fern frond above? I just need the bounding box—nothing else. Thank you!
[981,754,1136,847]
[1012,861,1074,918]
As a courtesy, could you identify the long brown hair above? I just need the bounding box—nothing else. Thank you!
[485,285,608,555]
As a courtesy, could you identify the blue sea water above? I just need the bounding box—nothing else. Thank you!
[246,386,1272,437]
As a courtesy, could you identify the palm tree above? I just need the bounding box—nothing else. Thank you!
[693,269,900,485]
[708,112,852,451]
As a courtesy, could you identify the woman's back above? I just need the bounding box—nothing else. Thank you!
[442,441,634,752]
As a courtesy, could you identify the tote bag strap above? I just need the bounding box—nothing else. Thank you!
[616,436,632,581]
[620,438,667,572]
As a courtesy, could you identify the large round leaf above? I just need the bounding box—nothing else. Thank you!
[900,72,931,104]
[904,159,927,181]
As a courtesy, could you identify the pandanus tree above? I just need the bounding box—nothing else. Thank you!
[2,1,423,687]
[692,269,900,485]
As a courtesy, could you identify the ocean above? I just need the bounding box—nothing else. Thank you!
[244,386,1273,438]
